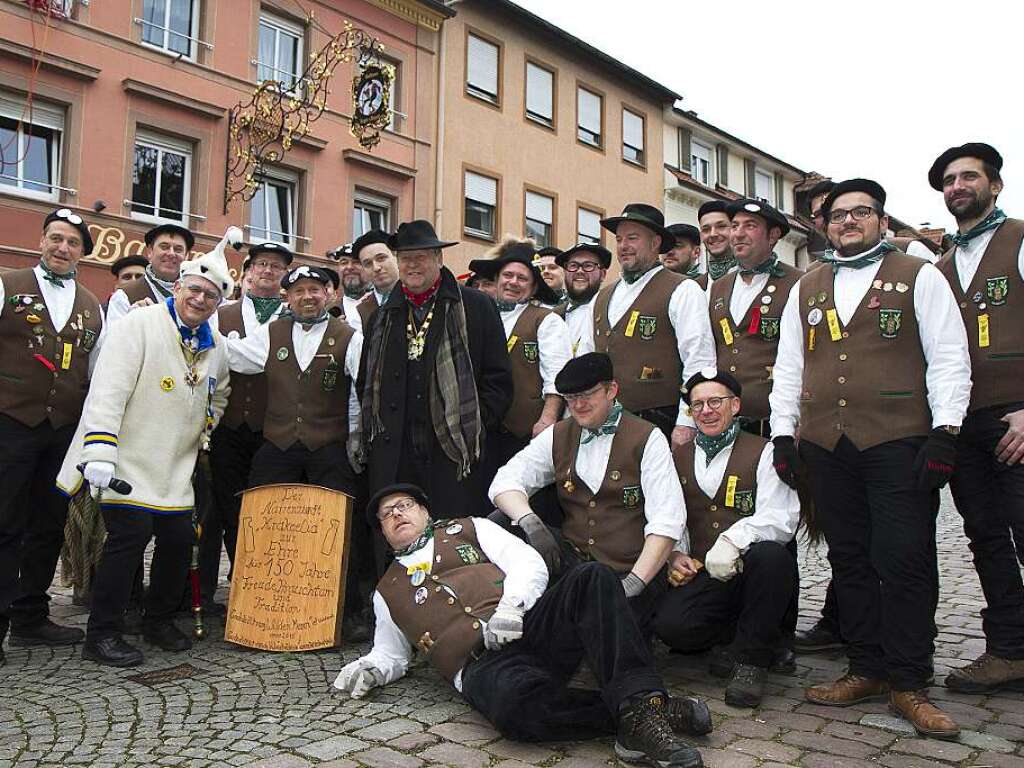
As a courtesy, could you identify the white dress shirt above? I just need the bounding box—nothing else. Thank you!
[905,240,938,264]
[769,254,972,437]
[563,297,595,358]
[0,265,108,373]
[500,303,573,396]
[488,414,685,542]
[207,294,286,336]
[226,318,363,435]
[692,440,799,552]
[358,518,549,692]
[342,294,364,333]
[728,272,769,325]
[106,275,171,326]
[952,226,1024,291]
[576,265,716,427]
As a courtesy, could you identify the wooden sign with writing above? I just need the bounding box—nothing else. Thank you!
[225,484,352,651]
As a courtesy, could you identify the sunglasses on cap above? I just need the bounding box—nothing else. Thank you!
[54,208,84,226]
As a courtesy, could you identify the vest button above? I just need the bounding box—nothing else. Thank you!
[296,417,303,423]
[731,348,739,355]
[464,606,472,613]
[245,397,251,403]
[712,521,720,529]
[588,519,595,526]
[842,332,849,339]
[46,406,53,412]
[710,504,717,512]
[431,575,439,581]
[838,399,847,407]
[839,353,848,361]
[50,389,56,395]
[587,538,595,545]
[605,330,611,337]
[838,376,846,384]
[729,365,737,372]
[472,621,480,630]
[435,586,442,592]
[588,500,596,508]
[447,597,455,605]
[960,302,967,309]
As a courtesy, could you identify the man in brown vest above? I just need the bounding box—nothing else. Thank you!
[0,208,104,663]
[353,229,399,331]
[768,178,971,739]
[469,239,571,473]
[334,482,709,767]
[581,204,716,449]
[489,353,684,630]
[661,224,702,280]
[930,142,1024,693]
[106,223,194,325]
[556,242,611,356]
[697,201,737,292]
[654,369,798,708]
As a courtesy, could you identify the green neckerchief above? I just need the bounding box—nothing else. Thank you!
[738,252,785,278]
[283,307,329,329]
[39,261,75,287]
[248,294,283,324]
[495,298,525,313]
[818,240,896,274]
[581,400,624,444]
[707,255,737,280]
[344,285,369,300]
[393,520,434,557]
[685,263,702,279]
[145,264,176,299]
[621,262,660,285]
[951,206,1006,247]
[695,420,741,465]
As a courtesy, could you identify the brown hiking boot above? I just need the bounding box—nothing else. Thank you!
[806,674,889,706]
[945,652,1024,694]
[890,690,959,740]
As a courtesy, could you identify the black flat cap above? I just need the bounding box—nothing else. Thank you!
[600,203,674,253]
[666,223,701,247]
[366,483,430,527]
[726,198,791,238]
[321,266,340,291]
[144,222,195,252]
[928,142,1003,191]
[555,352,614,396]
[807,179,836,201]
[390,220,457,251]
[328,243,354,261]
[110,255,148,276]
[697,200,729,220]
[352,229,392,259]
[823,178,886,213]
[535,246,562,259]
[43,208,94,256]
[555,242,612,269]
[248,241,294,267]
[683,367,742,404]
[281,264,332,289]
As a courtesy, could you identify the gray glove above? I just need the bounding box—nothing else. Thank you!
[518,512,560,575]
[333,657,385,698]
[621,572,646,598]
[483,602,524,650]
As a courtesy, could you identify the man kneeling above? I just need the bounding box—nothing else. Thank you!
[335,483,710,767]
[653,370,799,708]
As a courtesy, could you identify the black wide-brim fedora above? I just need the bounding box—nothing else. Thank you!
[389,219,458,251]
[468,242,561,305]
[600,203,674,254]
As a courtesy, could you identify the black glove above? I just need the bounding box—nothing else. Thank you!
[518,512,561,575]
[913,428,957,490]
[772,436,802,489]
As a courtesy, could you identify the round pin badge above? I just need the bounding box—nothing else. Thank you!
[411,570,426,587]
[808,308,823,326]
[817,291,828,303]
[979,303,987,310]
[445,523,463,535]
[883,282,894,292]
[227,330,241,340]
[276,347,289,361]
[972,291,984,303]
[873,279,884,290]
[414,586,428,605]
[20,296,32,305]
[767,285,777,293]
[160,377,175,392]
[807,298,816,307]
[761,295,772,305]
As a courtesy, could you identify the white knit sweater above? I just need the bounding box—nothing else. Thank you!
[57,302,230,513]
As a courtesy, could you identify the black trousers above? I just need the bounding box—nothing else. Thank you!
[87,509,193,639]
[800,435,937,690]
[0,415,75,628]
[819,581,841,634]
[653,541,797,668]
[949,402,1024,659]
[635,404,679,442]
[460,561,664,742]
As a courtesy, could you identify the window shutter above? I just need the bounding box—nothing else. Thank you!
[623,110,644,149]
[525,191,553,224]
[467,34,498,96]
[774,172,785,212]
[465,171,497,206]
[677,127,692,173]
[744,159,756,196]
[716,144,729,187]
[526,63,553,121]
[578,88,601,133]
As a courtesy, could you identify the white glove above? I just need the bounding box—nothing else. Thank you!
[705,537,743,582]
[483,602,524,650]
[333,657,385,699]
[83,461,116,500]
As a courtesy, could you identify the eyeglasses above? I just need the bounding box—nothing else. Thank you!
[54,208,83,226]
[688,395,735,414]
[564,261,602,273]
[251,259,286,272]
[827,206,878,224]
[563,383,606,404]
[183,283,221,303]
[378,497,418,522]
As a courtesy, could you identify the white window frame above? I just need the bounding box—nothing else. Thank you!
[249,167,298,248]
[525,61,554,128]
[754,167,774,205]
[464,170,498,240]
[577,86,602,148]
[524,190,554,248]
[353,190,391,239]
[257,11,305,94]
[466,33,499,105]
[622,108,644,166]
[577,207,601,245]
[139,0,201,61]
[0,93,64,202]
[130,130,193,225]
[690,138,715,187]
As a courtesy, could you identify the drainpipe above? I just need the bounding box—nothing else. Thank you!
[434,1,462,232]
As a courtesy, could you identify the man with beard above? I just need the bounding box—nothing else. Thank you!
[661,224,702,279]
[534,246,568,305]
[328,243,371,332]
[930,142,1024,694]
[107,223,193,324]
[579,204,716,449]
[697,202,737,292]
[353,230,400,330]
[769,178,970,739]
[555,243,611,356]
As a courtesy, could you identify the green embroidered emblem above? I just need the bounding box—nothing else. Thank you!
[523,341,539,363]
[759,316,781,341]
[878,308,902,339]
[456,544,482,565]
[321,363,339,392]
[637,315,657,340]
[986,275,1009,306]
[622,485,643,508]
[733,490,755,516]
[81,328,98,352]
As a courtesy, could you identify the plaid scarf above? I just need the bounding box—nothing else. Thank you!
[685,263,702,279]
[696,421,740,465]
[39,262,75,287]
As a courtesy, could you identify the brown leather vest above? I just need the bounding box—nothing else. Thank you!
[217,300,269,432]
[674,430,765,562]
[122,275,161,305]
[798,252,931,451]
[377,518,504,684]
[593,268,684,412]
[503,303,551,439]
[263,316,354,451]
[936,219,1024,411]
[553,411,655,572]
[0,269,102,428]
[356,292,379,330]
[708,262,803,421]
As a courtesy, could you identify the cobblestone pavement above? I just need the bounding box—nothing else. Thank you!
[2,492,1023,768]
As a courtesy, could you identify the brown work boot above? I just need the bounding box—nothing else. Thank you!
[945,652,1024,694]
[889,690,960,740]
[806,674,889,706]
